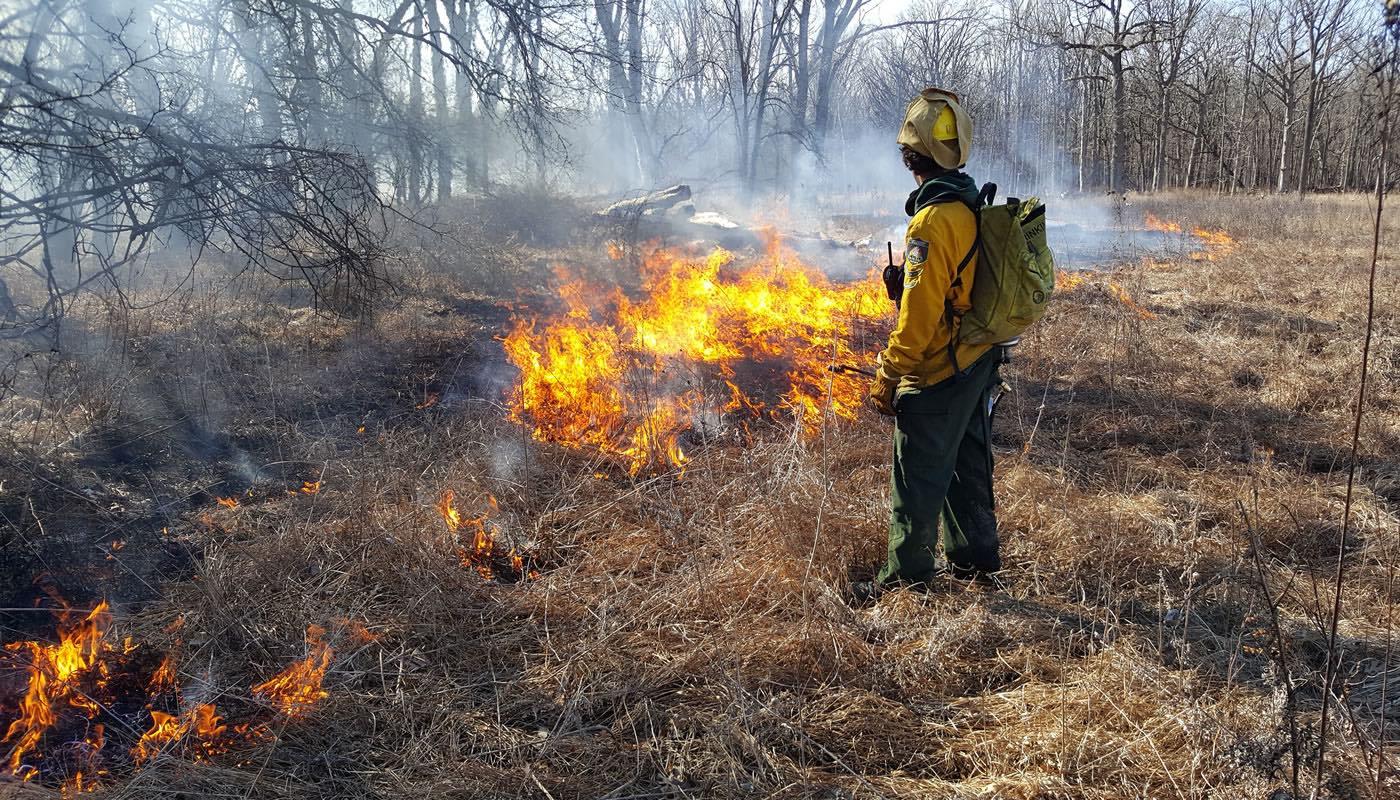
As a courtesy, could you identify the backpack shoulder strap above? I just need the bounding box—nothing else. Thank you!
[950,182,994,286]
[943,185,994,379]
[952,231,978,282]
[950,207,981,289]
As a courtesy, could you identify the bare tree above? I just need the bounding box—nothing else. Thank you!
[1030,0,1163,192]
[1297,0,1358,191]
[1255,0,1310,192]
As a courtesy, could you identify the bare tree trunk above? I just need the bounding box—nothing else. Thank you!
[1298,73,1321,192]
[426,0,452,201]
[789,0,812,193]
[1109,52,1126,192]
[623,0,649,184]
[449,0,475,187]
[409,9,424,205]
[747,0,780,193]
[1277,98,1295,192]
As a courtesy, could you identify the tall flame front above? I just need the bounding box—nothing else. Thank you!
[503,240,888,473]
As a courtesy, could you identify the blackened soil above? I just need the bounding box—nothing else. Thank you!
[0,305,511,643]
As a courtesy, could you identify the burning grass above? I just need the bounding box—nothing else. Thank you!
[1,192,1397,798]
[503,238,887,473]
[0,598,332,790]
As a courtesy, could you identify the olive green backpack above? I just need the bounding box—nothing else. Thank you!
[952,184,1055,348]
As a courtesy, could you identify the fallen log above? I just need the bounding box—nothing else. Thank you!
[597,184,692,218]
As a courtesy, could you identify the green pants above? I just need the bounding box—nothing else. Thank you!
[877,352,1001,585]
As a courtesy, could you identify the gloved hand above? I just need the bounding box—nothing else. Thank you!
[868,368,898,416]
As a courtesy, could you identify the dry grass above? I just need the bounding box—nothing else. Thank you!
[1,192,1397,799]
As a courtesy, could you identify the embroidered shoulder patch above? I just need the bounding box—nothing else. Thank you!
[905,238,928,266]
[904,238,928,287]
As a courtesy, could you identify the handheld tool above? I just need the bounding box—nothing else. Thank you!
[827,364,877,378]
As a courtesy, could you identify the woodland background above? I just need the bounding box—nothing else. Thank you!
[2,0,1397,348]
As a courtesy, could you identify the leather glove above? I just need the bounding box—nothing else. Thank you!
[868,368,898,416]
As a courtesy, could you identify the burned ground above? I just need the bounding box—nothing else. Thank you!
[1,192,1397,799]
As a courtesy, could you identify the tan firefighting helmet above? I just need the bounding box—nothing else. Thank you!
[897,88,972,170]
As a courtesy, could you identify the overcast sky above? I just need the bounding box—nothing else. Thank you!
[869,0,913,24]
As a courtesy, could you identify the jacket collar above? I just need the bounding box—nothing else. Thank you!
[905,171,980,216]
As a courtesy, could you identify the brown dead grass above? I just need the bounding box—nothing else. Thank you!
[2,192,1397,799]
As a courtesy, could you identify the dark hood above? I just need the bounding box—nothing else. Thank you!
[905,172,980,216]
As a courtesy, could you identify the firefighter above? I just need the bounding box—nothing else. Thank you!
[854,88,1002,603]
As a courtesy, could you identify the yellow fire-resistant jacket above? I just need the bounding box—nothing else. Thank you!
[879,200,994,389]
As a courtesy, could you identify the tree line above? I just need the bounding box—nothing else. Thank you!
[1,0,1395,342]
[580,0,1394,195]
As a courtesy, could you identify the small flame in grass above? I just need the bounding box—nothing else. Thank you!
[1143,212,1236,261]
[61,761,102,795]
[436,489,463,532]
[334,618,380,645]
[190,704,228,760]
[2,601,110,774]
[1104,282,1158,320]
[1190,227,1236,261]
[147,655,179,697]
[191,704,225,741]
[60,725,105,794]
[1055,270,1156,319]
[1143,212,1183,233]
[415,392,440,410]
[252,625,332,718]
[1193,228,1234,248]
[3,598,322,784]
[294,481,320,495]
[1056,270,1088,291]
[216,497,239,509]
[131,711,187,765]
[130,703,230,766]
[437,492,536,582]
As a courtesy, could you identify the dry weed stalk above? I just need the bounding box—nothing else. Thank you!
[1315,44,1394,796]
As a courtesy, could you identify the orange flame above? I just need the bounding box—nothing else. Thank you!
[436,490,463,532]
[190,704,229,760]
[215,497,239,509]
[1055,269,1087,291]
[147,654,178,697]
[1193,228,1234,248]
[299,481,321,495]
[1056,270,1155,319]
[251,626,332,718]
[61,758,102,795]
[1104,281,1158,320]
[503,241,887,473]
[192,704,225,741]
[1190,227,1236,261]
[131,711,187,765]
[3,602,267,782]
[130,703,229,765]
[1144,212,1236,261]
[439,492,534,581]
[1143,212,1183,233]
[334,618,381,645]
[2,602,111,774]
[60,725,104,795]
